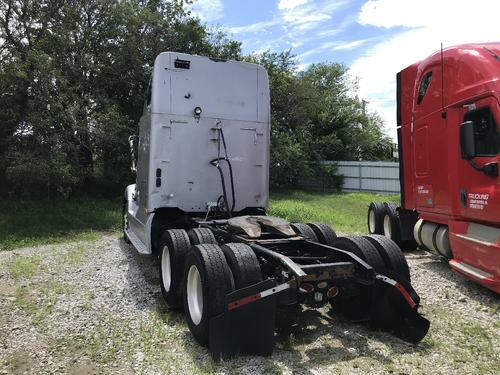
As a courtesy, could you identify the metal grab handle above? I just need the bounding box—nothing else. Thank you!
[128,135,138,173]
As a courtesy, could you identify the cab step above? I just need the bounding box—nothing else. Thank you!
[449,259,496,281]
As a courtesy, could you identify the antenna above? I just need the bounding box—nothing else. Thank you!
[441,42,446,119]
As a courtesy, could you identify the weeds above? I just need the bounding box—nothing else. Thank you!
[7,255,43,279]
[456,321,494,355]
[85,316,133,364]
[13,282,73,329]
[59,244,90,266]
[51,310,201,373]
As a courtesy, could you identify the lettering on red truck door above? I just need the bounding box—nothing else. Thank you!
[467,193,490,210]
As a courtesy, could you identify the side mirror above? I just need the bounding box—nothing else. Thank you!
[128,135,138,173]
[460,121,476,159]
[483,162,498,178]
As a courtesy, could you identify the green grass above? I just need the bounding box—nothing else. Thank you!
[14,282,73,329]
[269,190,400,234]
[0,197,121,250]
[7,255,44,279]
[1,191,397,250]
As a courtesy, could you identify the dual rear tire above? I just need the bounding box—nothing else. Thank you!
[330,234,410,319]
[331,234,410,282]
[291,222,337,245]
[158,227,217,310]
[183,242,262,345]
[367,202,385,235]
[368,201,406,248]
[159,227,262,346]
[159,229,191,308]
[183,244,234,345]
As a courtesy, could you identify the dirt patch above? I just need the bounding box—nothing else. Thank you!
[0,235,498,374]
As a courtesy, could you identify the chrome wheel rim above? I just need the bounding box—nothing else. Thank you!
[383,215,392,238]
[368,209,376,233]
[187,265,203,325]
[161,246,171,292]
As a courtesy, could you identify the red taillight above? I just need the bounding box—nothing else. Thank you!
[300,283,314,293]
[327,286,339,299]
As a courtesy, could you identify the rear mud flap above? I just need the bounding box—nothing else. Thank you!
[370,270,430,343]
[209,279,278,360]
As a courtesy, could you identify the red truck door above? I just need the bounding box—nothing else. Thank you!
[457,97,500,223]
[412,68,451,215]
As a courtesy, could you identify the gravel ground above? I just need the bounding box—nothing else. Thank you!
[0,233,499,374]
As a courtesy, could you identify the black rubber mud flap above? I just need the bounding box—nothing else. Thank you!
[370,270,430,344]
[209,279,278,360]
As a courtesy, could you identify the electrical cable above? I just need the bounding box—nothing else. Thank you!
[210,123,236,218]
[219,128,236,212]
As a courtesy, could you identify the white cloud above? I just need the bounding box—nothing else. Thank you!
[315,28,343,38]
[226,0,348,52]
[297,39,367,60]
[188,0,224,22]
[280,1,344,31]
[351,0,500,140]
[228,20,281,34]
[333,39,367,50]
[278,0,308,10]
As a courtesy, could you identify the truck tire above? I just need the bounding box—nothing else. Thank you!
[183,244,234,346]
[122,199,131,244]
[383,202,402,246]
[368,202,385,234]
[221,243,262,289]
[363,234,411,282]
[159,229,191,309]
[188,228,217,245]
[307,223,337,246]
[331,236,385,272]
[291,223,319,242]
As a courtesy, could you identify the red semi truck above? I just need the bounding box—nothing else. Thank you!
[368,43,500,293]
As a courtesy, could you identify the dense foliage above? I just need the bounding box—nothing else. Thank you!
[246,51,392,188]
[0,0,391,198]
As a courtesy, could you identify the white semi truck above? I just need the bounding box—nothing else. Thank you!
[123,52,429,359]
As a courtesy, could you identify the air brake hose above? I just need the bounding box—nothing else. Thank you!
[210,158,232,217]
[219,129,236,212]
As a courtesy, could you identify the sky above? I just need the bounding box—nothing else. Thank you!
[189,0,500,140]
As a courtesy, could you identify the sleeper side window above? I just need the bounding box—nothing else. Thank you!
[417,71,432,105]
[464,107,500,156]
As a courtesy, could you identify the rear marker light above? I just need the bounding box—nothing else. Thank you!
[300,283,314,293]
[327,286,339,299]
[317,281,328,289]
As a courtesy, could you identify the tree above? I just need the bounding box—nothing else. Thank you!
[0,1,391,197]
[0,0,241,197]
[247,52,392,188]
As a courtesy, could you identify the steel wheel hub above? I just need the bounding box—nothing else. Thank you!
[187,265,203,325]
[368,209,376,233]
[161,246,171,292]
[383,214,392,238]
